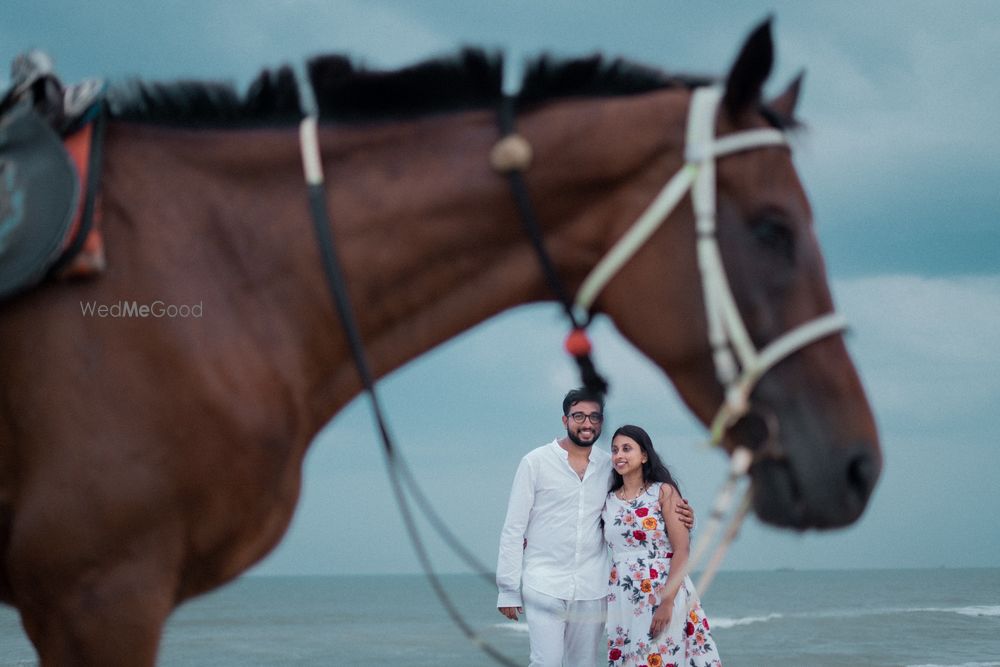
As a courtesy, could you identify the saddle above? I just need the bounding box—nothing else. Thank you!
[0,50,106,301]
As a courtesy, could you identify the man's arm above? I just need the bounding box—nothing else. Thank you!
[496,457,534,620]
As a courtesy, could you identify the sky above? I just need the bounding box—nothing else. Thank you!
[3,0,998,581]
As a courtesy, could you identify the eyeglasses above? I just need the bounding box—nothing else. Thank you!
[568,412,604,424]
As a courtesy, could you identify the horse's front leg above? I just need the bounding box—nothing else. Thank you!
[18,557,177,666]
[8,483,183,666]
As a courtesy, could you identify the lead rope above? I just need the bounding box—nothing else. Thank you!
[295,67,519,667]
[685,448,753,607]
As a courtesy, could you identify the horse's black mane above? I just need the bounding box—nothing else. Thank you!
[106,66,302,126]
[105,48,713,127]
[308,49,503,122]
[518,54,708,105]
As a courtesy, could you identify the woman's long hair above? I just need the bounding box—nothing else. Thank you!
[609,424,681,495]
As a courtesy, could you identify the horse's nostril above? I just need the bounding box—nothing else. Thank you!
[846,448,880,501]
[728,411,772,452]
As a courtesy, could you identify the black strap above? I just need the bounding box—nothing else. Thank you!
[498,96,578,323]
[496,95,608,395]
[306,181,388,444]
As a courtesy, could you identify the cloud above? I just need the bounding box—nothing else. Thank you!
[782,6,1000,174]
[0,0,454,87]
[834,274,1000,435]
[838,274,1000,362]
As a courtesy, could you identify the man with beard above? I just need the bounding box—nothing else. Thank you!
[497,388,694,666]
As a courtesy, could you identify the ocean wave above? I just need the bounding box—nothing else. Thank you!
[710,613,783,629]
[709,604,1000,630]
[906,662,1000,667]
[899,605,1000,619]
[489,604,1000,636]
[950,605,1000,618]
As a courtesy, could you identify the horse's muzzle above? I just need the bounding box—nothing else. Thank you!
[749,441,881,529]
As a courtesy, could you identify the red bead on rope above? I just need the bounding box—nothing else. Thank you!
[564,328,592,357]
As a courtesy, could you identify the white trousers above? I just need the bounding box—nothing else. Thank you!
[522,586,607,667]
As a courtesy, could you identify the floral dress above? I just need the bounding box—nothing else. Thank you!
[603,482,722,667]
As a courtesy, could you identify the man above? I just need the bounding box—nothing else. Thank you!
[497,388,694,666]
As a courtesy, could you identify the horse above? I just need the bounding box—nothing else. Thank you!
[0,20,880,665]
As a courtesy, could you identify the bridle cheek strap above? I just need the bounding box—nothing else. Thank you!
[574,85,847,445]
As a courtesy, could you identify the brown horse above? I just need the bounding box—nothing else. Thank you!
[0,21,879,665]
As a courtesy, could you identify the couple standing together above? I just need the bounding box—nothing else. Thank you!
[497,388,722,667]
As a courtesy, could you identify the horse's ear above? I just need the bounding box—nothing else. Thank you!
[722,18,774,120]
[769,71,804,120]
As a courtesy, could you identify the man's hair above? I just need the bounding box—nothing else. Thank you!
[562,387,606,415]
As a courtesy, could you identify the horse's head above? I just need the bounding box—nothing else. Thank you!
[593,21,881,529]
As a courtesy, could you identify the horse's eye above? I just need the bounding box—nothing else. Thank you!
[750,215,795,261]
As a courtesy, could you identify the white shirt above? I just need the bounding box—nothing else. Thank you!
[496,439,613,607]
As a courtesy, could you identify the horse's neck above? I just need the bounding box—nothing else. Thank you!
[96,118,536,423]
[309,113,554,392]
[101,93,682,427]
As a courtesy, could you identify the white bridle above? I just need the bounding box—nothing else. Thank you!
[573,85,847,446]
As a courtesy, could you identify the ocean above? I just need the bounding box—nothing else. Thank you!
[1,568,998,666]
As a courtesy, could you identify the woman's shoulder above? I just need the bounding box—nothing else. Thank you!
[654,481,677,503]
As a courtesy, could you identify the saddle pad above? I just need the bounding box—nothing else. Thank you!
[0,100,79,300]
[53,120,106,279]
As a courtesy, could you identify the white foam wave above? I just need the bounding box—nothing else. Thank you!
[710,604,1000,630]
[951,605,1000,618]
[907,662,1000,667]
[710,612,783,629]
[493,622,530,633]
[898,605,1000,618]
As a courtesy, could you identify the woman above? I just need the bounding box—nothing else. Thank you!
[603,425,721,667]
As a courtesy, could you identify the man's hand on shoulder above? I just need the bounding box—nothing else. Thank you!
[675,497,695,531]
